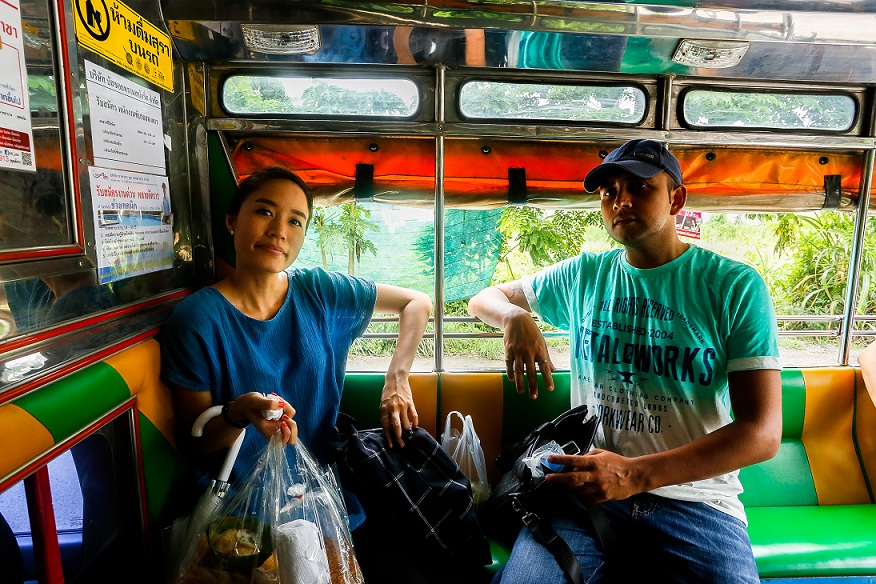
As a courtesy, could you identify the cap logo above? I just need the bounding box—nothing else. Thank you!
[633,152,657,161]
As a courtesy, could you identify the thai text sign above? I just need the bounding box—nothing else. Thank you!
[89,166,174,283]
[72,0,173,92]
[0,0,36,172]
[86,60,164,174]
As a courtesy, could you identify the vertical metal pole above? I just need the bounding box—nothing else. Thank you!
[660,74,674,132]
[434,65,446,372]
[25,467,64,584]
[839,148,875,364]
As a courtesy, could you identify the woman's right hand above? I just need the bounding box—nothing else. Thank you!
[226,392,298,444]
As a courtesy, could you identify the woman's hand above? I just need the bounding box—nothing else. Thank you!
[380,374,419,449]
[227,392,298,445]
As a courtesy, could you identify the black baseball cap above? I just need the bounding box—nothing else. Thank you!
[584,139,683,193]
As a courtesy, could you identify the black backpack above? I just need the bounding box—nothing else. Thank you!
[483,404,611,584]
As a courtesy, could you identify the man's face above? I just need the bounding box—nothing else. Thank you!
[598,170,682,249]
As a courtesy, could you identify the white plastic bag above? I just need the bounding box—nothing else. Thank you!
[441,411,491,505]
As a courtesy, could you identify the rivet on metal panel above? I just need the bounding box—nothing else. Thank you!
[705,152,716,161]
[481,145,491,155]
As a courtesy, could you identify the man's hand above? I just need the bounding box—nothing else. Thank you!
[544,449,647,503]
[468,282,555,399]
[503,312,556,399]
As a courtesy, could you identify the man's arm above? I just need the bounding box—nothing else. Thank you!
[546,368,782,502]
[374,283,431,448]
[468,281,556,398]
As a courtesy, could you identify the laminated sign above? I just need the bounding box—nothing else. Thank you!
[72,0,173,92]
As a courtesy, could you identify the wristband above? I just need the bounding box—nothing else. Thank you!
[221,401,250,429]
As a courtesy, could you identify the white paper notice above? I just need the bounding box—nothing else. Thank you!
[89,166,174,284]
[0,0,36,172]
[86,61,165,175]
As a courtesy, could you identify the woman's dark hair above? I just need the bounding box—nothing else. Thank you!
[228,167,314,228]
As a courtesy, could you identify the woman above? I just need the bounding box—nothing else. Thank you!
[160,166,433,581]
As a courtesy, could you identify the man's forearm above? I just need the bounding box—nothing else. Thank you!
[631,418,781,492]
[468,286,529,328]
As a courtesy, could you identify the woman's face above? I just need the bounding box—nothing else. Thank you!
[226,179,310,274]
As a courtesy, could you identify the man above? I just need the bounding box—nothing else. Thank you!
[468,139,782,583]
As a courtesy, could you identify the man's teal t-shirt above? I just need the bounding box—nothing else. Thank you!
[524,245,780,521]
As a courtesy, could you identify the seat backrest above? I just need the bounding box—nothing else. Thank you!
[340,372,439,437]
[440,371,572,483]
[739,368,872,507]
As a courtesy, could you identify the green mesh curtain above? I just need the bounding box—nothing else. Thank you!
[295,203,502,302]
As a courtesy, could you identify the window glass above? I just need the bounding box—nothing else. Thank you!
[293,201,439,371]
[459,81,647,123]
[443,206,854,369]
[682,89,856,131]
[222,75,420,117]
[0,415,144,582]
[0,68,70,251]
[444,207,604,371]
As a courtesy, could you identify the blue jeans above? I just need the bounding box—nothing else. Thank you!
[494,493,759,584]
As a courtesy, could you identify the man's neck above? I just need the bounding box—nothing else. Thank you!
[624,238,690,269]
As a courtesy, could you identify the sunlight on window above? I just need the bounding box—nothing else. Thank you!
[682,89,855,131]
[459,81,646,123]
[222,75,419,117]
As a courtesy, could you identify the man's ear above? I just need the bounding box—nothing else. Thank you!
[226,214,236,234]
[669,184,687,216]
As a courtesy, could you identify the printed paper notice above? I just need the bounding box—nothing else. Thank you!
[89,166,174,284]
[0,0,36,172]
[675,210,702,239]
[86,60,164,174]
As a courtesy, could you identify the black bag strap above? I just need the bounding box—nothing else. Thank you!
[582,502,617,553]
[512,495,584,584]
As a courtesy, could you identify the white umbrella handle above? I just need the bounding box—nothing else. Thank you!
[192,405,246,484]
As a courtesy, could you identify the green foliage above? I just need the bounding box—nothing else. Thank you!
[497,207,601,279]
[309,202,378,276]
[222,77,413,116]
[684,91,853,130]
[765,212,876,318]
[28,74,58,113]
[461,81,644,122]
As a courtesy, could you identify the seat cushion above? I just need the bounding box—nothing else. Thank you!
[748,505,876,577]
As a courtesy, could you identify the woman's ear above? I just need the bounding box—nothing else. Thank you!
[226,214,236,235]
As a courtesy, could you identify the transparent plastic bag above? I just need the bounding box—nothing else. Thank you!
[175,433,363,584]
[441,411,491,505]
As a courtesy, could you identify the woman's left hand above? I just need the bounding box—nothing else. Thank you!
[380,375,419,449]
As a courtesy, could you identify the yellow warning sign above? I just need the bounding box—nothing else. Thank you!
[187,63,205,117]
[72,0,173,92]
